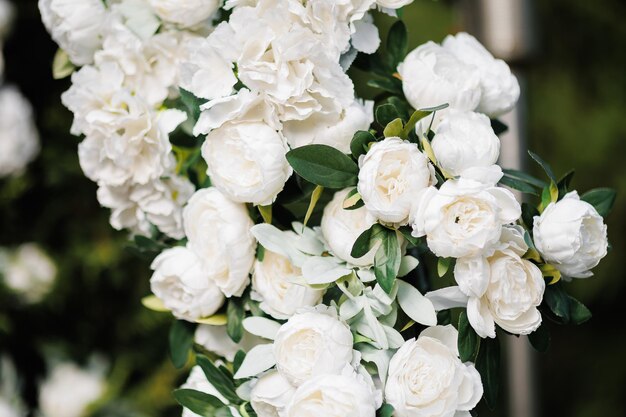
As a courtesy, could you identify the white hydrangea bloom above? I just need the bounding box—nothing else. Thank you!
[0,86,40,177]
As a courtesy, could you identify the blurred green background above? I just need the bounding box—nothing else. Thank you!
[0,0,624,416]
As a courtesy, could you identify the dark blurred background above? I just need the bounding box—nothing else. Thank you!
[0,0,624,416]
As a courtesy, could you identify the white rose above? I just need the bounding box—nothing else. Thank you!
[358,137,434,225]
[376,0,413,9]
[411,178,521,258]
[385,325,483,417]
[1,244,56,304]
[201,121,292,206]
[251,371,296,417]
[181,366,243,417]
[183,188,256,297]
[321,188,377,266]
[456,238,545,338]
[194,325,263,362]
[150,246,225,322]
[286,370,380,417]
[97,174,194,239]
[431,110,501,181]
[443,32,520,117]
[273,307,354,386]
[533,191,608,278]
[398,41,481,112]
[252,250,324,320]
[282,99,374,154]
[38,362,106,417]
[147,0,220,28]
[38,0,106,66]
[0,86,39,177]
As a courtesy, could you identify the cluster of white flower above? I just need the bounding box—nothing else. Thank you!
[41,1,613,416]
[0,0,40,178]
[0,243,57,304]
[40,0,209,238]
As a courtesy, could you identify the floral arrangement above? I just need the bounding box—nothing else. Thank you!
[39,0,616,416]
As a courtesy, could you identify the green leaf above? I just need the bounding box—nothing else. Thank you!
[351,224,386,258]
[233,350,246,374]
[196,355,242,405]
[286,145,358,189]
[387,20,408,68]
[258,205,272,224]
[499,176,540,195]
[397,226,420,247]
[540,186,553,211]
[475,336,500,410]
[169,320,195,368]
[401,109,430,139]
[502,168,547,188]
[528,323,551,352]
[437,310,452,326]
[374,229,402,294]
[350,130,376,159]
[383,118,404,138]
[528,150,557,183]
[180,88,207,124]
[521,203,539,231]
[303,186,324,228]
[581,188,617,217]
[227,299,244,343]
[458,310,480,362]
[375,104,401,127]
[557,170,575,198]
[437,257,453,277]
[173,389,224,416]
[491,119,509,136]
[343,187,364,210]
[543,283,571,323]
[568,296,592,325]
[418,103,450,113]
[52,48,76,79]
[377,403,395,417]
[367,78,403,95]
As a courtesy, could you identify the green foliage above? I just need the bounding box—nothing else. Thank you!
[169,320,195,369]
[458,310,480,362]
[196,355,242,405]
[173,389,225,416]
[528,323,551,353]
[351,224,402,293]
[286,145,358,188]
[581,188,617,217]
[350,130,377,158]
[475,336,500,410]
[386,21,408,69]
[377,403,395,417]
[376,103,403,127]
[227,298,244,343]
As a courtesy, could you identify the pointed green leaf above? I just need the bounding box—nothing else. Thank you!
[350,130,376,159]
[169,320,195,369]
[173,389,224,416]
[387,20,408,67]
[458,310,480,362]
[227,299,244,343]
[374,229,401,294]
[286,145,358,188]
[196,355,241,405]
[528,323,551,352]
[528,150,557,183]
[581,188,617,217]
[383,118,404,138]
[475,336,500,410]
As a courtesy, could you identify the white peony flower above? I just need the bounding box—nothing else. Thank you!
[282,99,374,154]
[96,174,195,239]
[455,230,545,338]
[201,121,292,206]
[431,110,501,181]
[358,137,435,225]
[252,250,324,320]
[183,188,256,297]
[0,244,56,304]
[442,32,520,117]
[179,36,237,101]
[285,369,381,417]
[533,191,608,278]
[320,188,377,266]
[38,0,107,66]
[398,41,481,112]
[273,307,354,386]
[38,362,106,417]
[77,93,185,186]
[147,0,220,28]
[0,86,40,177]
[194,325,263,362]
[150,246,225,322]
[251,371,296,417]
[385,325,483,417]
[411,178,521,259]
